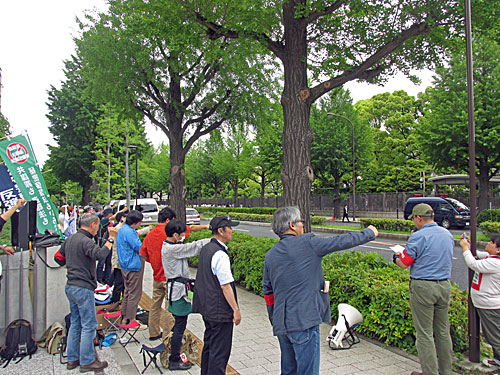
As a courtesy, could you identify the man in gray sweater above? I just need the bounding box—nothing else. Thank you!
[59,213,118,373]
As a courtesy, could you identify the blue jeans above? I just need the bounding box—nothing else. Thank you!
[65,285,97,366]
[277,325,320,375]
[96,251,113,284]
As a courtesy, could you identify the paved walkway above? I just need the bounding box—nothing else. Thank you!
[5,262,424,375]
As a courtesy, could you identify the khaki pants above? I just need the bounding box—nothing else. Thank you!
[477,308,500,362]
[149,281,167,337]
[121,259,145,321]
[410,279,453,375]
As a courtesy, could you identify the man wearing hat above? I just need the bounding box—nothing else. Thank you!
[192,216,241,375]
[394,203,454,375]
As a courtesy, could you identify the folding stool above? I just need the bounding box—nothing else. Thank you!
[118,320,140,347]
[140,343,165,374]
[103,311,122,335]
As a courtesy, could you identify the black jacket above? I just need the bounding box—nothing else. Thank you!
[192,238,237,322]
[60,228,110,291]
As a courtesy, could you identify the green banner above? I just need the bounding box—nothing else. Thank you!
[0,134,61,235]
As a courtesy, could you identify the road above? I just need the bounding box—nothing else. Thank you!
[228,221,471,291]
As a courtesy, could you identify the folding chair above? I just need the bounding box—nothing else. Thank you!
[118,320,140,347]
[102,311,122,335]
[140,343,165,374]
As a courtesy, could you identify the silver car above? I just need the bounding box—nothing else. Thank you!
[186,208,201,225]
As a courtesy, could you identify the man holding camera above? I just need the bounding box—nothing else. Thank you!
[394,203,454,375]
[263,206,378,375]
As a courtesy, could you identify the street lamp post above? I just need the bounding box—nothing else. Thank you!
[327,112,355,221]
[127,145,139,208]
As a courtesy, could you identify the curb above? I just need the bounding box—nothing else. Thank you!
[227,219,488,249]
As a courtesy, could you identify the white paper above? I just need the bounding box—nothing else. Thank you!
[390,245,405,254]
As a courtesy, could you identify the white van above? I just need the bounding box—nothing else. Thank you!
[117,198,159,224]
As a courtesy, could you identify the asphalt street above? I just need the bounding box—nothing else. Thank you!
[229,221,472,291]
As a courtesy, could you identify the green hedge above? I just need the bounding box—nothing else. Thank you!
[185,229,469,354]
[477,209,500,225]
[479,221,500,237]
[195,206,278,215]
[198,211,327,226]
[360,218,415,232]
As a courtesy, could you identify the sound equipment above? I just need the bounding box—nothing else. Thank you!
[326,303,363,349]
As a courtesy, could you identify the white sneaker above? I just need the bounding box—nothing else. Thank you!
[483,358,500,368]
[119,337,129,344]
[137,323,148,331]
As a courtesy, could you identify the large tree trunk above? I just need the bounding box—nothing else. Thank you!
[82,179,92,205]
[280,4,314,231]
[478,164,490,211]
[169,137,187,224]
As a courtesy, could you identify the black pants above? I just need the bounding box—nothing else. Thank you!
[342,212,349,222]
[111,269,124,303]
[169,314,188,362]
[201,319,233,375]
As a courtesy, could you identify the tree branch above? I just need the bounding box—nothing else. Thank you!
[191,10,286,59]
[309,21,431,102]
[300,0,346,25]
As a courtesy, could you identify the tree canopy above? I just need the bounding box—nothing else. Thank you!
[417,36,500,210]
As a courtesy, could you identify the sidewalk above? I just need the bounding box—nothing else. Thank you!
[8,261,424,375]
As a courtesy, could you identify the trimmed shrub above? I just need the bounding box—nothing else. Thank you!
[200,211,327,226]
[185,230,468,353]
[196,206,278,215]
[477,209,500,225]
[479,221,500,237]
[360,218,415,232]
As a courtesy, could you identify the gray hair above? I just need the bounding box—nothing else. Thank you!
[272,206,301,236]
[80,213,99,228]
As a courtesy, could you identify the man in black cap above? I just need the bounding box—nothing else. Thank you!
[192,216,241,375]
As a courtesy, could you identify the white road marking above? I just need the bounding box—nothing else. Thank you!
[235,229,249,232]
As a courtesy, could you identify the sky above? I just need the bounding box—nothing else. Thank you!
[0,1,434,166]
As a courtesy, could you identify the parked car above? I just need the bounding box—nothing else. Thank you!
[117,198,159,224]
[403,196,470,229]
[186,208,201,225]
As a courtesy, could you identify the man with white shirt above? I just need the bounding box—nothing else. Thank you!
[192,216,241,375]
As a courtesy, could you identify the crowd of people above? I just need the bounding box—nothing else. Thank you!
[2,199,499,375]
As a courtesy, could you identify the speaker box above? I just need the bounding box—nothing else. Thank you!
[11,201,37,248]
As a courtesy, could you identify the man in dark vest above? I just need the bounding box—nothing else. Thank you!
[192,216,241,375]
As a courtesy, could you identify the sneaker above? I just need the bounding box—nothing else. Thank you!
[138,323,148,331]
[149,332,163,341]
[119,337,129,344]
[168,361,192,371]
[483,359,500,368]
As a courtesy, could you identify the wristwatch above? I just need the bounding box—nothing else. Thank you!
[106,238,115,244]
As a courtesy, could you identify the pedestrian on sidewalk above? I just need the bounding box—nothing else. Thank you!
[117,210,145,324]
[140,207,208,341]
[460,233,500,369]
[192,216,241,375]
[342,204,349,222]
[59,213,118,372]
[394,203,454,375]
[161,219,210,371]
[263,206,378,375]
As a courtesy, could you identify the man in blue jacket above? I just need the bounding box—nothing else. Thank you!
[263,206,378,375]
[117,210,144,324]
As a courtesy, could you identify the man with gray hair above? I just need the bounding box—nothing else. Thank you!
[58,213,118,373]
[263,206,378,375]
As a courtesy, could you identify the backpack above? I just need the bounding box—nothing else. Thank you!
[159,331,198,368]
[37,322,66,355]
[0,319,37,367]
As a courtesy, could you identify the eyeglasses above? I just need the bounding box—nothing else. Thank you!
[295,219,305,224]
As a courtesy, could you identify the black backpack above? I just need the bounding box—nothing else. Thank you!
[0,319,37,367]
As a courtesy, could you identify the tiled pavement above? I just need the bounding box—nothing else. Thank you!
[4,262,424,374]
